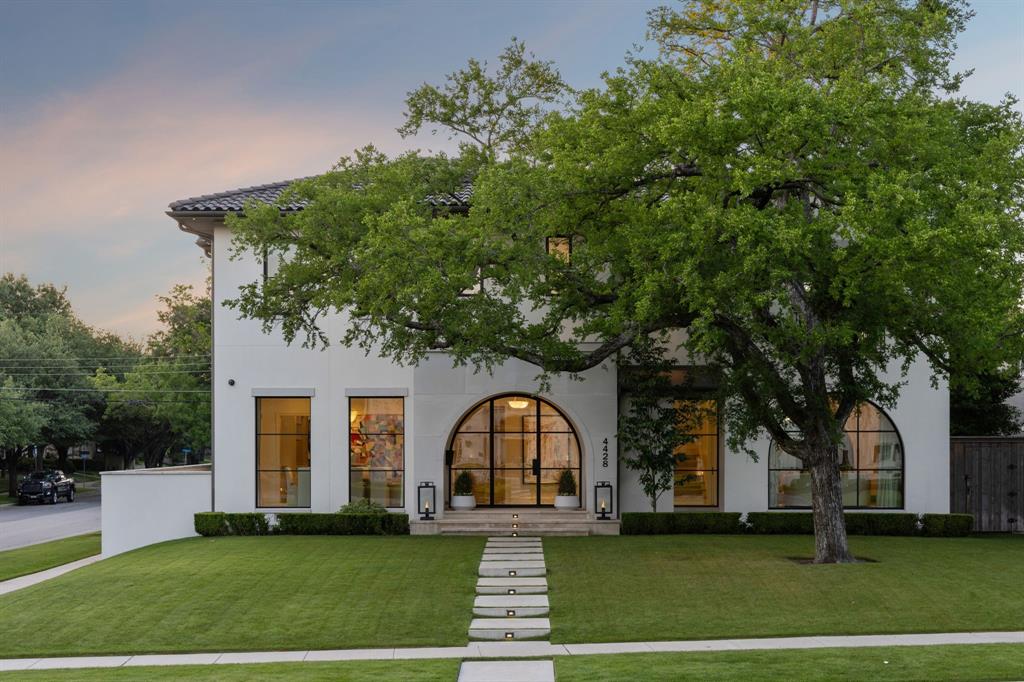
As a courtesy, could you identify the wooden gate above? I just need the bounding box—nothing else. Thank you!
[950,437,1024,532]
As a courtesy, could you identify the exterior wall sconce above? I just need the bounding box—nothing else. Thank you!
[417,481,436,521]
[595,481,613,520]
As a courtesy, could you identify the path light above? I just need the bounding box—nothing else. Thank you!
[505,632,514,639]
[509,570,517,576]
[418,481,436,521]
[595,481,613,520]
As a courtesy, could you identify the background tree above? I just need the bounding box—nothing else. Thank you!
[230,1,1024,562]
[950,369,1023,436]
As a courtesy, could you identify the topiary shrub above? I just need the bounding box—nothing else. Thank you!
[557,469,577,496]
[225,512,269,535]
[621,512,744,534]
[194,512,227,536]
[453,471,474,496]
[339,498,388,514]
[921,513,974,537]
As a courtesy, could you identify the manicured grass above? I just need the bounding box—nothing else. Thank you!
[2,659,459,681]
[6,644,1023,681]
[555,644,1024,681]
[0,533,101,582]
[0,535,484,658]
[545,534,1024,643]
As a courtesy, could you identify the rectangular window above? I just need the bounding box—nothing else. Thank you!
[546,236,572,263]
[674,400,719,507]
[349,397,405,507]
[256,397,311,508]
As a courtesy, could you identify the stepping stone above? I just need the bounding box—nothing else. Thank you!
[478,561,545,578]
[473,594,549,617]
[483,546,544,554]
[458,660,555,682]
[480,553,542,563]
[476,577,548,595]
[468,617,550,641]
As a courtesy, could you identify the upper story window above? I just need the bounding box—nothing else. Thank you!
[349,397,405,508]
[674,400,719,507]
[769,402,904,509]
[546,236,572,263]
[256,397,311,508]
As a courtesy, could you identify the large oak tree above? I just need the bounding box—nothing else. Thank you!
[230,1,1024,562]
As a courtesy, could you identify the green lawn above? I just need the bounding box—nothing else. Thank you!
[545,534,1024,643]
[2,659,459,681]
[0,533,101,582]
[555,644,1024,681]
[0,535,484,659]
[5,644,1023,681]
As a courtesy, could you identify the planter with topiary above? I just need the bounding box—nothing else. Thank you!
[451,470,477,510]
[554,469,579,510]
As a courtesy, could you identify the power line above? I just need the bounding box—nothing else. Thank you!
[0,363,211,371]
[0,354,210,362]
[0,396,208,404]
[1,369,211,377]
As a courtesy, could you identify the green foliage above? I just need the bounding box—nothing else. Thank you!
[745,512,817,535]
[338,498,388,514]
[844,513,920,536]
[557,468,577,496]
[225,513,269,536]
[921,513,974,537]
[453,470,475,496]
[227,2,1024,561]
[950,370,1023,436]
[276,513,410,535]
[621,512,743,535]
[194,512,227,536]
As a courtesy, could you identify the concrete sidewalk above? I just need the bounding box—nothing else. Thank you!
[1,630,1022,672]
[0,555,103,597]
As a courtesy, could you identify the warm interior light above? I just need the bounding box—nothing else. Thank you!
[349,410,359,425]
[600,499,606,510]
[507,398,529,410]
[424,500,430,510]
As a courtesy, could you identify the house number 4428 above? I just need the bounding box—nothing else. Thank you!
[602,438,609,468]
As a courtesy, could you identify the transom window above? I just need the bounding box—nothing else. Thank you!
[769,402,904,509]
[256,397,311,508]
[674,400,719,507]
[349,397,405,507]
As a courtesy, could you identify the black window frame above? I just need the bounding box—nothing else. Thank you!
[348,396,406,509]
[673,399,720,508]
[768,400,905,510]
[255,396,311,509]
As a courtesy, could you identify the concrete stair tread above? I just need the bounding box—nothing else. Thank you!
[458,660,554,682]
[477,577,548,586]
[471,617,550,628]
[481,554,542,562]
[475,595,549,607]
[483,547,544,554]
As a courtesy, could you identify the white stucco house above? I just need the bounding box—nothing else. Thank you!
[101,178,950,555]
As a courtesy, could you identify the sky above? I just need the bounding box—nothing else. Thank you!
[1,0,1021,341]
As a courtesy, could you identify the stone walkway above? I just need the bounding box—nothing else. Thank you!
[2,631,1022,673]
[460,535,554,681]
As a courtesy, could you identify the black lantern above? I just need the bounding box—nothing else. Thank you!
[418,481,436,520]
[594,481,613,520]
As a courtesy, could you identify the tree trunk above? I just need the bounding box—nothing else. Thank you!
[6,448,22,497]
[57,444,70,474]
[808,453,855,563]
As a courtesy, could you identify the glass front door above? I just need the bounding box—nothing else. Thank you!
[449,395,581,506]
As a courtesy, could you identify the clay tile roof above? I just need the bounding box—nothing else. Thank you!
[168,177,473,215]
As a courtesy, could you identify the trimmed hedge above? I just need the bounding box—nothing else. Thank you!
[745,512,974,536]
[195,512,227,536]
[276,512,410,535]
[195,512,409,537]
[921,513,974,537]
[745,512,816,535]
[621,512,744,535]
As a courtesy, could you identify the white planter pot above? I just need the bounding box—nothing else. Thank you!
[451,495,476,510]
[554,495,579,510]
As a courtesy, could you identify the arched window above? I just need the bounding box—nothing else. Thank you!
[449,394,581,507]
[769,402,904,509]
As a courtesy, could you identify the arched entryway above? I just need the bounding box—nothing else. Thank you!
[446,394,582,507]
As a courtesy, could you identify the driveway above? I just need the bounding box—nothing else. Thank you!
[0,496,101,551]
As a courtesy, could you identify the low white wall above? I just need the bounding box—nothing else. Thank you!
[101,465,211,557]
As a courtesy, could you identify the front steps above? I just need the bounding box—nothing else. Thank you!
[411,509,620,536]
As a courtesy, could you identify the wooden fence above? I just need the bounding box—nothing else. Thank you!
[950,437,1024,532]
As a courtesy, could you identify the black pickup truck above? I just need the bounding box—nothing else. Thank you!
[17,470,76,505]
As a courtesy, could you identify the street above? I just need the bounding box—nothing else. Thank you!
[0,497,101,551]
